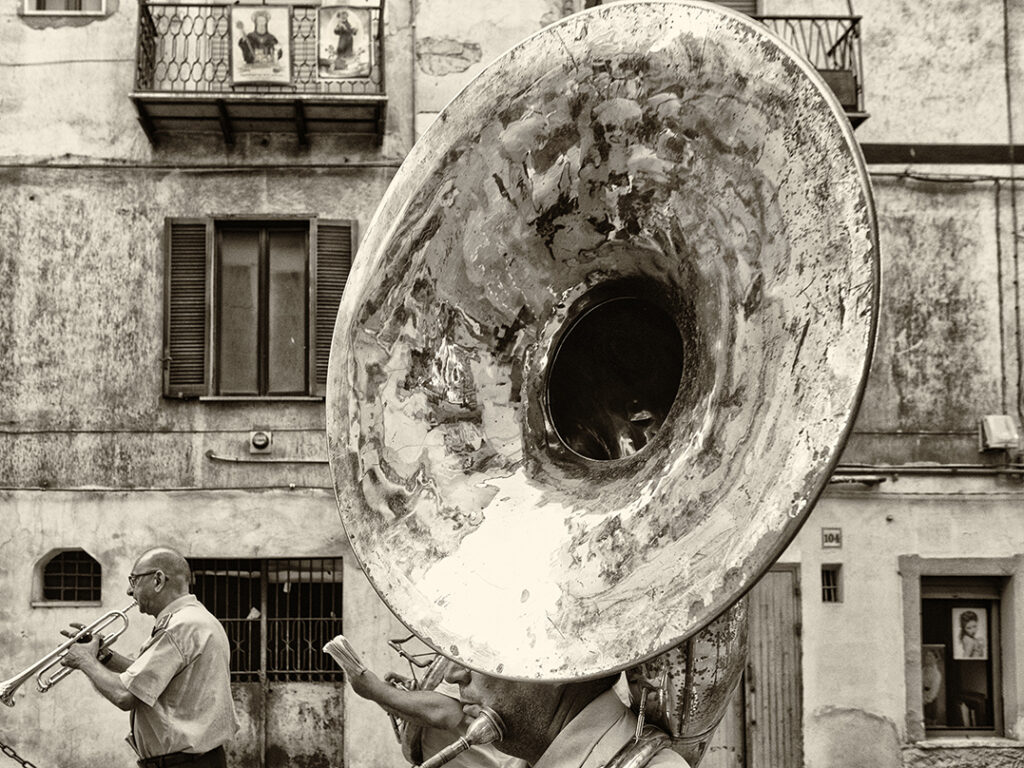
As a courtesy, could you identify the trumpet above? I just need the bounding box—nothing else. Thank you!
[0,601,136,707]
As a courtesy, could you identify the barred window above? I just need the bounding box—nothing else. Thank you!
[188,558,344,682]
[821,564,842,603]
[42,550,102,602]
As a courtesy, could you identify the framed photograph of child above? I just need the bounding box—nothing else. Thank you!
[317,5,373,80]
[231,6,292,86]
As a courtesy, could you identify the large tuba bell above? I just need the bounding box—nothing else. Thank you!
[327,0,877,762]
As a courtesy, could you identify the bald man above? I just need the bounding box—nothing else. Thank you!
[62,547,238,768]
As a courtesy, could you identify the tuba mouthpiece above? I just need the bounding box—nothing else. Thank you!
[414,707,505,768]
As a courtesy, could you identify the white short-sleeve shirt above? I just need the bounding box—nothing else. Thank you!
[120,595,239,758]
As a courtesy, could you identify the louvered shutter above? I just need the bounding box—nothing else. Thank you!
[163,219,210,398]
[312,220,354,396]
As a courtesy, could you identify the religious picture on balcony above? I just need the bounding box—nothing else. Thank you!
[318,6,372,79]
[952,607,987,660]
[231,6,292,86]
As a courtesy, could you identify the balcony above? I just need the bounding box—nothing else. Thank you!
[132,2,386,147]
[756,15,868,128]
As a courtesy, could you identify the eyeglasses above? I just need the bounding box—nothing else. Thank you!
[128,570,159,588]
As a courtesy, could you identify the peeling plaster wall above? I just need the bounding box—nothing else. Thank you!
[805,707,902,768]
[771,0,1024,145]
[0,165,396,488]
[411,0,563,136]
[841,177,1023,465]
[0,490,409,768]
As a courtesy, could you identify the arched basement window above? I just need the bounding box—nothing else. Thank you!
[41,550,102,602]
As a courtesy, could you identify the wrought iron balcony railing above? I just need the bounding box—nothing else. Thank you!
[756,15,866,125]
[130,6,865,146]
[132,1,387,145]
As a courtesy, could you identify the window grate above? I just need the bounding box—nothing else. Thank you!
[821,564,842,603]
[43,550,102,602]
[189,557,343,682]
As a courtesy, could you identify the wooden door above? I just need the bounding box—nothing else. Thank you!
[703,566,803,768]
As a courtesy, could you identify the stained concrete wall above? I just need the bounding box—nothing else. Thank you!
[0,165,398,489]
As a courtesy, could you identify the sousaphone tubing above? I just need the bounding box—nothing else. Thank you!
[327,0,878,686]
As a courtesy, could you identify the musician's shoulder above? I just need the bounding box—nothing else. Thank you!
[165,597,217,630]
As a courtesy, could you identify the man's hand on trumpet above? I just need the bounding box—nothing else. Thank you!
[60,623,128,671]
[59,633,102,671]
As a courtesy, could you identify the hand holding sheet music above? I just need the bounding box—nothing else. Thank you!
[323,634,368,678]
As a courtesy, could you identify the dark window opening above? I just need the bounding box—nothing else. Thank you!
[42,550,101,602]
[921,577,1002,734]
[188,557,343,682]
[216,224,309,396]
[29,0,102,10]
[821,564,842,603]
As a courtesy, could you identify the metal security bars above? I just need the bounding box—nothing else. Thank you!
[42,550,101,602]
[189,558,344,682]
[821,564,842,603]
[757,16,865,118]
[131,2,387,144]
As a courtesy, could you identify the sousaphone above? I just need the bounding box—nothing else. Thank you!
[327,0,878,762]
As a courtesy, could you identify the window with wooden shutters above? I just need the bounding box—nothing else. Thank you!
[313,221,351,395]
[23,0,105,15]
[163,217,353,399]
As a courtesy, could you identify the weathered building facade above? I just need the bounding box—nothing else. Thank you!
[1,2,1023,768]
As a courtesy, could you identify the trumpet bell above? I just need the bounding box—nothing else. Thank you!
[327,0,878,680]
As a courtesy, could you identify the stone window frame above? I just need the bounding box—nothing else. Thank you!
[899,555,1023,747]
[21,0,107,17]
[32,548,103,607]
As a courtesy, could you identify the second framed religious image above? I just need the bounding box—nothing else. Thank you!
[317,5,373,79]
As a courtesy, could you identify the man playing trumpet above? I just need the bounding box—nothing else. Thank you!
[61,547,238,768]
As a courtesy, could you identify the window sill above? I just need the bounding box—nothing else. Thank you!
[199,396,325,403]
[903,738,1023,768]
[31,600,103,608]
[912,736,1020,747]
[22,10,106,15]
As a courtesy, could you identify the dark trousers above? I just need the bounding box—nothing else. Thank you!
[138,745,227,768]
